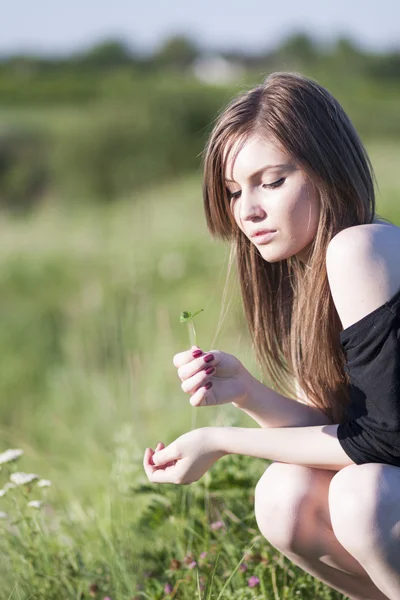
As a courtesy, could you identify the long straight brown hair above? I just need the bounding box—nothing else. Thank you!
[202,71,380,424]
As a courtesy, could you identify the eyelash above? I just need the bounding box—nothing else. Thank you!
[226,178,286,201]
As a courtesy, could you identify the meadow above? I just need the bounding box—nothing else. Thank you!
[0,139,399,599]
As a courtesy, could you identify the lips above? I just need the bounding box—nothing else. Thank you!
[250,229,276,239]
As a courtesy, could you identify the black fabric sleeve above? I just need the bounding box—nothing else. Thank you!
[336,288,400,467]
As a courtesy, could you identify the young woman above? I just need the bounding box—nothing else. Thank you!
[143,72,400,600]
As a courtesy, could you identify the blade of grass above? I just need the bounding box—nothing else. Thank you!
[196,568,202,598]
[260,572,269,599]
[205,552,221,600]
[271,565,281,600]
[6,583,18,600]
[216,540,258,600]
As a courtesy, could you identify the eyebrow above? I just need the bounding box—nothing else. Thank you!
[225,163,289,183]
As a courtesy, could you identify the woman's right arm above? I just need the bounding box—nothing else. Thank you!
[232,374,333,428]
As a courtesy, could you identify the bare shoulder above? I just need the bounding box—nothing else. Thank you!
[326,220,400,330]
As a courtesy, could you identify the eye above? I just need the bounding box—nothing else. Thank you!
[226,187,241,201]
[263,177,286,189]
[226,178,286,201]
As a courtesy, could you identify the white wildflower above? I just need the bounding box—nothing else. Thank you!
[0,449,23,465]
[37,479,51,488]
[0,481,17,496]
[10,472,39,486]
[0,511,8,519]
[27,500,42,509]
[3,482,16,491]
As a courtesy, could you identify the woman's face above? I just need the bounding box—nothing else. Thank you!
[224,134,321,263]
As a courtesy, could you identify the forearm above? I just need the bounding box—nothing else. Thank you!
[232,373,332,428]
[211,425,355,471]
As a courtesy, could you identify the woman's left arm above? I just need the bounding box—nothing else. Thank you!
[144,424,355,486]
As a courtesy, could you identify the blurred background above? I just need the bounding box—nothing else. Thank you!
[0,0,399,593]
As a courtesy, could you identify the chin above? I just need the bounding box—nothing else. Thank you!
[258,251,288,263]
[258,246,297,263]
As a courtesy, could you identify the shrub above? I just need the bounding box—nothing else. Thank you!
[0,126,50,212]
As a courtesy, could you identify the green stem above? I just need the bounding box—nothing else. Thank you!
[188,320,197,347]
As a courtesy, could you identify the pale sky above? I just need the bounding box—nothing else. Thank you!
[1,0,399,57]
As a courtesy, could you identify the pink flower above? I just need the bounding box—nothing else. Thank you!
[188,561,197,569]
[183,553,194,565]
[164,583,173,594]
[211,520,224,531]
[200,551,208,559]
[248,575,260,588]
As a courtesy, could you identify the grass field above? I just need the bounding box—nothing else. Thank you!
[0,140,399,599]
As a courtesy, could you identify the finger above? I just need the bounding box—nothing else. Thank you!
[155,443,177,467]
[180,364,215,394]
[149,464,182,484]
[177,350,218,383]
[149,442,178,469]
[173,346,203,369]
[152,442,180,467]
[189,383,214,407]
[156,442,174,466]
[143,448,157,479]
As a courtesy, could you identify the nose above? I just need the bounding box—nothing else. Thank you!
[239,187,266,222]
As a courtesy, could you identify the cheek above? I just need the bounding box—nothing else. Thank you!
[231,202,241,228]
[286,186,320,232]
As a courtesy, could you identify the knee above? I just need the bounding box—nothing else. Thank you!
[254,461,315,552]
[328,463,382,556]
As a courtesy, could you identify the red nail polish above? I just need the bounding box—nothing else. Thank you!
[192,350,203,358]
[205,381,213,390]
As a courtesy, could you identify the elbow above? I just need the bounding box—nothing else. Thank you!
[337,420,400,467]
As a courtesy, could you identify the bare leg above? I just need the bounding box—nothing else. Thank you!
[278,545,388,599]
[254,462,389,600]
[328,463,400,600]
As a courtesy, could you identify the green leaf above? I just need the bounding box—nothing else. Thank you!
[179,309,203,324]
[179,311,192,323]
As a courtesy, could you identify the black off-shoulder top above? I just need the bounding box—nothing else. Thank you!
[337,287,400,466]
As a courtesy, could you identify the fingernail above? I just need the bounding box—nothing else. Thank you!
[205,381,213,390]
[205,366,215,375]
[204,353,214,363]
[192,349,203,358]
